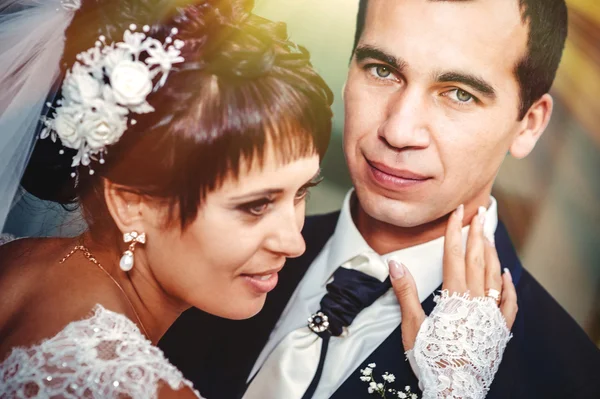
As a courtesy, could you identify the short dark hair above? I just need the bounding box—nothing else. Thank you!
[353,0,568,120]
[22,0,333,241]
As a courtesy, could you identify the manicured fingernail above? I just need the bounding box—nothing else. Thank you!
[503,268,512,282]
[456,204,464,221]
[478,206,486,226]
[389,260,405,280]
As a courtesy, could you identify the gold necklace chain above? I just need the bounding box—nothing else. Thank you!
[60,245,151,339]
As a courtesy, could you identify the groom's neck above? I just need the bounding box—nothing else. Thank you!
[354,207,450,255]
[353,196,489,255]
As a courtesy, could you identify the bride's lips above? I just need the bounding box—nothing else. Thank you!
[366,159,431,190]
[241,267,282,294]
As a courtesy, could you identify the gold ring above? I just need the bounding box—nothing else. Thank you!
[486,288,501,305]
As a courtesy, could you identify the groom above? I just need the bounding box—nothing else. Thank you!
[161,0,600,397]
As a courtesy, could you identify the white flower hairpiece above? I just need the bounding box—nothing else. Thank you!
[41,24,185,175]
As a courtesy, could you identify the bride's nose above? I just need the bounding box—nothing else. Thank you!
[263,208,306,258]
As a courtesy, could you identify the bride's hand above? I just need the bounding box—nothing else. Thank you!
[388,205,518,398]
[389,204,518,351]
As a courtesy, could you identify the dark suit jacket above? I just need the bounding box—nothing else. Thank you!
[159,212,600,398]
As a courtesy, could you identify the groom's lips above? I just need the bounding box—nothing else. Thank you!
[366,159,431,190]
[241,267,283,294]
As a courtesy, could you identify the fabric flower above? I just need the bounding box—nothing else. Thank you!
[103,47,132,75]
[42,25,184,170]
[53,110,81,149]
[110,60,153,106]
[79,100,128,151]
[62,65,101,104]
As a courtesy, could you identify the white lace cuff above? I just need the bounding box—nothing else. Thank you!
[407,291,512,399]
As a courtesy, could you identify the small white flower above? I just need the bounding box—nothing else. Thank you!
[110,60,153,106]
[360,376,371,382]
[173,39,185,49]
[410,394,418,399]
[368,363,376,368]
[118,30,147,56]
[361,367,373,376]
[405,386,411,391]
[382,372,396,383]
[398,393,407,399]
[369,382,378,389]
[368,387,374,394]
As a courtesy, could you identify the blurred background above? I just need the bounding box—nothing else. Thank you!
[4,0,599,345]
[254,0,600,345]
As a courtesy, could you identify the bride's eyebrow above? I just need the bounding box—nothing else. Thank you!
[229,169,322,202]
[229,189,284,201]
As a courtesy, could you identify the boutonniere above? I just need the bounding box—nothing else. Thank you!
[359,363,418,398]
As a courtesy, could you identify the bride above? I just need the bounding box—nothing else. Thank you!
[0,0,517,398]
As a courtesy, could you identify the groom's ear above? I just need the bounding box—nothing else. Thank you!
[509,93,553,159]
[103,179,147,235]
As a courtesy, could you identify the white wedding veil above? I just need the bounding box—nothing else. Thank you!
[0,0,79,231]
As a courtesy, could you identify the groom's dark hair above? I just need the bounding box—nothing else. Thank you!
[352,0,568,120]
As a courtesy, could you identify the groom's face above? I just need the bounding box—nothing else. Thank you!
[344,0,530,227]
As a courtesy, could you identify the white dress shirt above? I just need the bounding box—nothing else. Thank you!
[249,190,498,398]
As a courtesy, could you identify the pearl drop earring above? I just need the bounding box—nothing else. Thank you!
[120,231,146,272]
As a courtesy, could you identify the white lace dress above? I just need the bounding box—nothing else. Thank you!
[0,232,200,399]
[0,305,201,399]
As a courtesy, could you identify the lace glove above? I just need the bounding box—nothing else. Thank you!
[406,291,512,399]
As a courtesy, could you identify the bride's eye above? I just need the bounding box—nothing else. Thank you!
[295,187,310,201]
[295,176,323,202]
[239,198,274,216]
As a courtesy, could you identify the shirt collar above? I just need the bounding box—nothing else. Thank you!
[326,190,499,299]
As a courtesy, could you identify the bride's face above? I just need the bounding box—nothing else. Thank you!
[145,148,321,319]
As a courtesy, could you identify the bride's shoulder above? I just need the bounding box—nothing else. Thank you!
[0,237,60,329]
[0,238,130,358]
[0,304,201,398]
[0,237,74,317]
[0,236,63,272]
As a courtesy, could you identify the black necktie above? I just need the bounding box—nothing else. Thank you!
[302,266,392,398]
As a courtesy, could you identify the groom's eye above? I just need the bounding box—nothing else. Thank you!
[365,64,396,81]
[456,89,473,102]
[374,65,391,78]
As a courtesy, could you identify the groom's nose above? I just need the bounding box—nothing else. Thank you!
[377,88,431,150]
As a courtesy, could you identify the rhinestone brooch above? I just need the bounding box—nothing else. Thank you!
[308,311,330,334]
